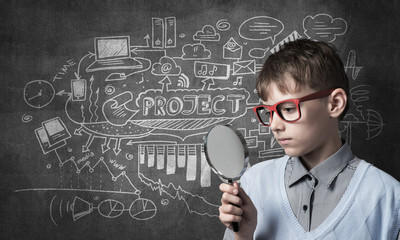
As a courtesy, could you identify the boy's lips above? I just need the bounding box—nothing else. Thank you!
[277,138,292,145]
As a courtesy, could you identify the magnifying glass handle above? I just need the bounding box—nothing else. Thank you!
[228,179,240,232]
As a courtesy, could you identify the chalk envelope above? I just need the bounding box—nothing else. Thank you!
[223,39,243,59]
[233,60,256,75]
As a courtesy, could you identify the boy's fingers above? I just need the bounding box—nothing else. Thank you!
[219,210,242,224]
[221,192,243,206]
[220,202,243,215]
[219,183,239,195]
[220,182,243,207]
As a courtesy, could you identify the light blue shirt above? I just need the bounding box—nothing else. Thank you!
[223,154,400,239]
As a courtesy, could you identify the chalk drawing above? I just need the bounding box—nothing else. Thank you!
[303,13,347,42]
[16,13,383,230]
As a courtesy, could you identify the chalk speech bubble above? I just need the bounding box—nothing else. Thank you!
[303,14,348,42]
[239,16,284,43]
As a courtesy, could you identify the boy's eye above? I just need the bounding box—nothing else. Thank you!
[278,102,298,115]
[283,107,296,113]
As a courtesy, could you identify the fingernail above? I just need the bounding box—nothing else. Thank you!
[233,189,238,195]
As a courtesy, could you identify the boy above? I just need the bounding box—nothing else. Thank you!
[219,39,400,239]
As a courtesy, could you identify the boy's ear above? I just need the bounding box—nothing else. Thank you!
[328,88,347,118]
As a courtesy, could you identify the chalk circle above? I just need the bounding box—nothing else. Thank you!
[129,198,157,220]
[22,114,33,123]
[98,199,125,218]
[216,19,230,31]
[126,153,134,160]
[105,84,115,95]
[161,199,169,206]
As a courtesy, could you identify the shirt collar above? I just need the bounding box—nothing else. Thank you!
[287,142,354,188]
[287,157,309,187]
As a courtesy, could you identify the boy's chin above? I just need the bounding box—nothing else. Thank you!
[281,147,301,158]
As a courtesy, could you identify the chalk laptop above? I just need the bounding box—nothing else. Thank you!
[86,36,142,72]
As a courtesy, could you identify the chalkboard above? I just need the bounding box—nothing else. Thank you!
[1,0,400,239]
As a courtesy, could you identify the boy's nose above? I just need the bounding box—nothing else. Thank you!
[269,113,285,131]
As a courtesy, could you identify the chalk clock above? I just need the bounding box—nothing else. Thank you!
[24,80,55,108]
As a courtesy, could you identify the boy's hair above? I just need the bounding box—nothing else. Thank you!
[256,38,349,120]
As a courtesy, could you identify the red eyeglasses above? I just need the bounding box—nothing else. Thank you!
[253,88,335,126]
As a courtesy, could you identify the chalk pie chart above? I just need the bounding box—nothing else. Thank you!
[98,199,125,218]
[129,198,157,220]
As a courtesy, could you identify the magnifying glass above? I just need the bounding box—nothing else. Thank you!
[204,125,249,232]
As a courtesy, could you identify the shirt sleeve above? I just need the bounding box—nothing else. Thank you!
[222,228,235,240]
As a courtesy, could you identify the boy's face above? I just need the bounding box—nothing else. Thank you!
[263,75,338,161]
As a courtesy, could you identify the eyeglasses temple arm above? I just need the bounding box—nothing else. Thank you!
[299,88,335,103]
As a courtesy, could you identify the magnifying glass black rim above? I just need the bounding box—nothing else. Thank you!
[204,125,249,181]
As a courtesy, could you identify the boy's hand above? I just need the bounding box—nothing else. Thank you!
[219,182,257,240]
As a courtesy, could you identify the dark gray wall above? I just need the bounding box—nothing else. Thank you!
[1,0,399,239]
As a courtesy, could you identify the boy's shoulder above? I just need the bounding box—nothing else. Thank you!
[362,161,400,189]
[241,155,289,183]
[348,159,400,207]
[240,156,289,198]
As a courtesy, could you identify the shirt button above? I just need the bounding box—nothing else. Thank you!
[303,205,308,212]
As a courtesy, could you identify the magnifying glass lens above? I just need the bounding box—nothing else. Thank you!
[205,126,246,179]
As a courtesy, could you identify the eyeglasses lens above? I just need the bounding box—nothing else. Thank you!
[256,107,271,125]
[276,101,299,121]
[257,101,300,126]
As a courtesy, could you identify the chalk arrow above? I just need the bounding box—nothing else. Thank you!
[74,126,84,136]
[82,134,94,152]
[113,138,122,156]
[144,34,150,47]
[159,76,172,93]
[131,34,151,50]
[56,90,72,96]
[101,137,111,153]
[74,72,81,80]
[201,78,215,91]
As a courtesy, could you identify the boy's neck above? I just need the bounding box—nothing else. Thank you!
[299,136,343,170]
